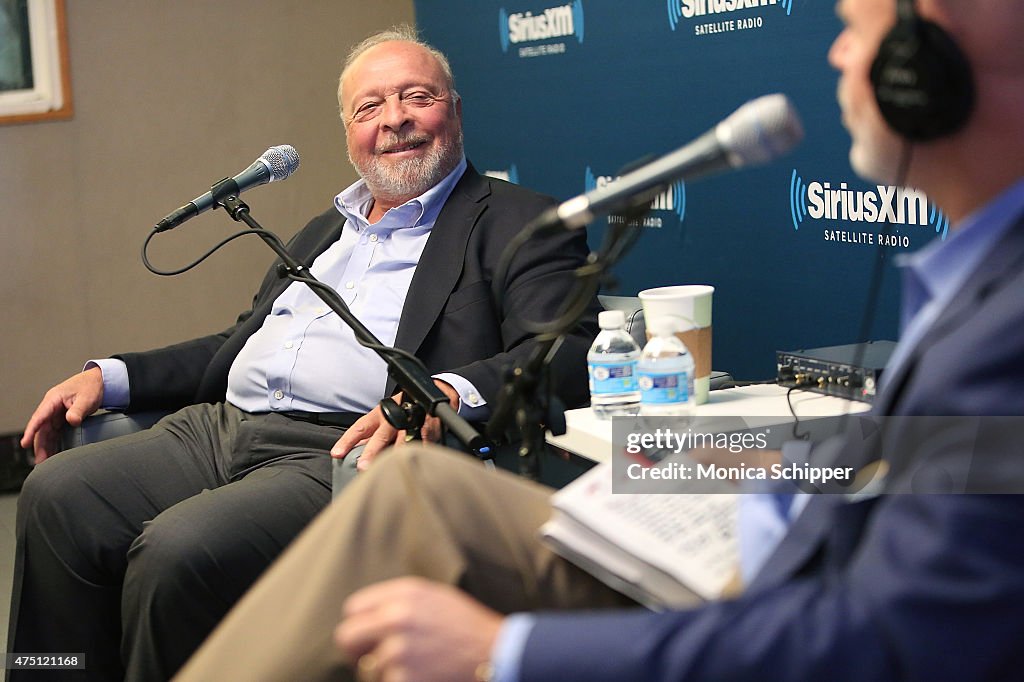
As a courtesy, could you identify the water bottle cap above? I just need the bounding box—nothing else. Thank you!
[598,310,626,329]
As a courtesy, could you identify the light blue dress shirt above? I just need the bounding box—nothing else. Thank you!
[93,156,489,420]
[490,177,1024,682]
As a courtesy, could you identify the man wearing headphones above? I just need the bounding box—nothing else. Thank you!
[178,1,1024,679]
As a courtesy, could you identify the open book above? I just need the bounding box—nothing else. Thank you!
[540,460,738,610]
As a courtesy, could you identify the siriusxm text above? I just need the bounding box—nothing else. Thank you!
[507,5,575,44]
[808,182,930,226]
[680,0,778,18]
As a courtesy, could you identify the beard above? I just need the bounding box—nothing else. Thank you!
[351,128,464,203]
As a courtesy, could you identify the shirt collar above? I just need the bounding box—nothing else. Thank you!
[899,177,1024,314]
[333,156,467,232]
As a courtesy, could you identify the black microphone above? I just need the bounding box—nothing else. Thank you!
[153,145,300,232]
[545,94,804,229]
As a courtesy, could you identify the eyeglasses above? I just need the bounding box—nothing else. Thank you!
[348,89,453,124]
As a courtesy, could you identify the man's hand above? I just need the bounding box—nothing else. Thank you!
[331,379,459,471]
[336,577,503,682]
[20,366,105,463]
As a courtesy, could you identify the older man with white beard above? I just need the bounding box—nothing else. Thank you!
[8,25,599,682]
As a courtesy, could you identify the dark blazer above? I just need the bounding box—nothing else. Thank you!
[117,165,599,415]
[521,215,1024,680]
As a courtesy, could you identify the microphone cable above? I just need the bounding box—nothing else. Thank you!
[142,224,279,277]
[142,220,433,379]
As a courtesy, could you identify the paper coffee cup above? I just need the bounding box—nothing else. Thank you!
[638,285,714,404]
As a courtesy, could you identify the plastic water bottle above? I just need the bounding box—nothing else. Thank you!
[638,317,695,417]
[587,310,642,419]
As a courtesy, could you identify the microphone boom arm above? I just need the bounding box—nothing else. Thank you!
[210,182,493,461]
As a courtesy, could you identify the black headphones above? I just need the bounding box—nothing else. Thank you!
[870,0,975,141]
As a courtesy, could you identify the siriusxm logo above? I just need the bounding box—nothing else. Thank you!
[789,169,950,243]
[668,0,793,33]
[499,1,584,56]
[484,164,520,184]
[585,166,686,228]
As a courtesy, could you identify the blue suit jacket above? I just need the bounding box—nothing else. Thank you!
[522,216,1024,681]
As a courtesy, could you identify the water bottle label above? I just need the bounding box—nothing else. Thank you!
[588,360,639,395]
[639,371,689,404]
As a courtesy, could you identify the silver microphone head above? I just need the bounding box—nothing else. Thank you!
[716,94,804,168]
[260,144,300,181]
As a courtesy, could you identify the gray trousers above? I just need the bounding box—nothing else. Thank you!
[8,402,341,681]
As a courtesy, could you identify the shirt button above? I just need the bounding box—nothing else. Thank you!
[273,389,284,400]
[345,281,355,290]
[369,234,379,242]
[284,341,294,349]
[468,392,481,406]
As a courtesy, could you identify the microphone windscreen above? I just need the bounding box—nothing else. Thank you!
[261,145,301,181]
[717,94,804,167]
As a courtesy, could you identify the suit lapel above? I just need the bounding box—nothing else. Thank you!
[746,494,840,592]
[242,215,348,337]
[391,168,489,362]
[302,217,348,268]
[200,211,348,400]
[875,215,1024,413]
[755,213,1024,589]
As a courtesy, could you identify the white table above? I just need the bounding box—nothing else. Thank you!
[546,384,871,464]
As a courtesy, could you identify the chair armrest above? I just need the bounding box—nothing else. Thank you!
[59,410,171,452]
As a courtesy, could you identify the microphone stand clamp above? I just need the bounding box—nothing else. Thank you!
[380,398,426,441]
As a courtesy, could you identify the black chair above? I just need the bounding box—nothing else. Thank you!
[58,409,170,453]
